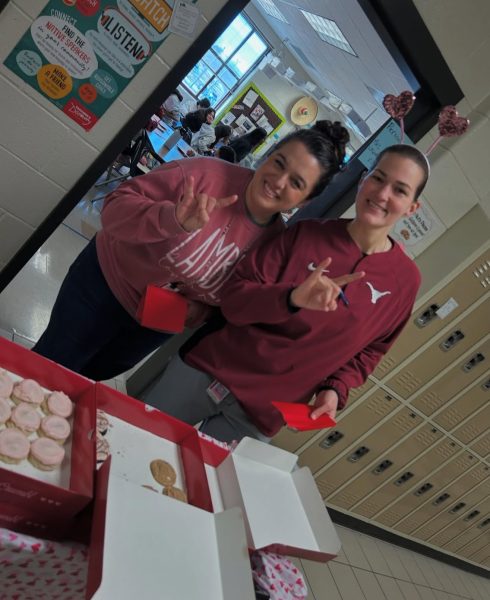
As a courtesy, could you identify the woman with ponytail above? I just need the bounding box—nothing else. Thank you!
[147,139,428,444]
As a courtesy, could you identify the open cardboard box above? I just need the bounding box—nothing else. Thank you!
[0,337,95,523]
[87,460,255,600]
[213,437,341,562]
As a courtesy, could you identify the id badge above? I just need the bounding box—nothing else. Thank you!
[207,379,230,404]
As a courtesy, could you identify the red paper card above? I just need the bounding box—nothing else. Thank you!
[272,401,336,431]
[136,285,187,333]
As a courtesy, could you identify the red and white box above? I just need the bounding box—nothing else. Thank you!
[0,338,95,526]
[210,437,342,562]
[86,385,255,599]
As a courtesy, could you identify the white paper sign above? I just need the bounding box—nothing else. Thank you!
[436,297,459,319]
[242,89,258,107]
[168,1,200,39]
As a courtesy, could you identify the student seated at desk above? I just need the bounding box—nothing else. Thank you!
[190,109,216,154]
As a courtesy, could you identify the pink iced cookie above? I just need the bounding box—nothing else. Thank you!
[42,391,73,418]
[39,415,71,444]
[12,379,44,406]
[8,403,41,433]
[0,370,14,398]
[0,398,11,425]
[0,428,30,464]
[29,437,65,471]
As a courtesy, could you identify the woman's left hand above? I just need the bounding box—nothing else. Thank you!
[311,389,339,420]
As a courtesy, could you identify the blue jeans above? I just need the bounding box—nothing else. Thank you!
[32,237,172,380]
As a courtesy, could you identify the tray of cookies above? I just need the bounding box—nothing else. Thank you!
[0,336,96,523]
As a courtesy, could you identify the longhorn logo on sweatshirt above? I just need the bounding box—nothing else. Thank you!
[366,282,391,304]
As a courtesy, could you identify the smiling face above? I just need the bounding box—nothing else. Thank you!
[245,140,322,223]
[206,111,215,124]
[355,152,424,231]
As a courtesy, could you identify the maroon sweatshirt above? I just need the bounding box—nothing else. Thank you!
[185,219,421,436]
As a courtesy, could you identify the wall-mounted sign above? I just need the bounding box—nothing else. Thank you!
[358,120,413,170]
[3,0,198,131]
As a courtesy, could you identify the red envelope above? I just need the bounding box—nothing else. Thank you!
[272,401,336,431]
[136,285,187,333]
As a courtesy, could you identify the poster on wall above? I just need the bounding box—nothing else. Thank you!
[3,0,197,131]
[217,82,285,145]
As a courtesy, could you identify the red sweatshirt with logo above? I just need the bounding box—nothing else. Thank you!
[185,219,421,436]
[96,157,284,323]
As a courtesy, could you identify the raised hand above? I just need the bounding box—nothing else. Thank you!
[311,389,339,420]
[175,176,238,232]
[290,257,365,312]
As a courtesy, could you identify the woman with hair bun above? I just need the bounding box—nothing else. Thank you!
[34,121,350,381]
[147,142,428,444]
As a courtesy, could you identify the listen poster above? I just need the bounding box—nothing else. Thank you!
[4,0,178,130]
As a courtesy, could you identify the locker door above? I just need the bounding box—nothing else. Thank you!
[470,433,490,459]
[452,403,490,445]
[409,339,490,415]
[315,413,433,499]
[270,378,374,454]
[373,442,469,528]
[466,541,490,564]
[385,300,489,398]
[443,507,490,553]
[428,503,489,547]
[395,454,477,534]
[413,467,490,542]
[433,375,489,430]
[297,389,399,475]
[329,433,460,511]
[373,251,490,379]
[458,530,490,560]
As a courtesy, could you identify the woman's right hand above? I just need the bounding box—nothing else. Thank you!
[290,257,365,312]
[175,176,238,232]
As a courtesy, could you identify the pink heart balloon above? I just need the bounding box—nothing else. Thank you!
[438,106,470,137]
[382,91,415,120]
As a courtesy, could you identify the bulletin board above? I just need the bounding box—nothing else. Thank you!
[216,83,285,141]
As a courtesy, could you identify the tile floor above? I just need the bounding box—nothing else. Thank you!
[0,181,489,599]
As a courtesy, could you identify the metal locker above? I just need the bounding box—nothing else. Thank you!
[328,429,458,511]
[458,530,490,560]
[372,442,468,528]
[466,540,490,564]
[314,409,426,499]
[394,454,479,534]
[373,251,490,379]
[442,507,490,553]
[413,467,490,542]
[433,375,489,430]
[385,300,489,398]
[452,403,490,445]
[470,433,490,459]
[428,503,489,547]
[297,389,399,475]
[409,339,490,415]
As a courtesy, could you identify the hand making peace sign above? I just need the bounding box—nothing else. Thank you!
[290,257,365,312]
[175,176,238,233]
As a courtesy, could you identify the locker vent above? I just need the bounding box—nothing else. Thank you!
[472,260,490,288]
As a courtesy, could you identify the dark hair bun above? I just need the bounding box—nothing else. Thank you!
[313,120,350,146]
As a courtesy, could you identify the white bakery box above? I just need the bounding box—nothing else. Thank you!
[86,384,340,599]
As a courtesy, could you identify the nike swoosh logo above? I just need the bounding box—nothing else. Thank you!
[308,262,329,273]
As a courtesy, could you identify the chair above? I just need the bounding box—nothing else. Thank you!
[94,129,165,189]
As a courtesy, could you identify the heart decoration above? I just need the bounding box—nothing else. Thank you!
[382,91,416,120]
[438,105,470,137]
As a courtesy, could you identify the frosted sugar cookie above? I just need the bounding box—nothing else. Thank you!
[11,379,44,406]
[29,437,65,471]
[42,391,73,418]
[0,398,11,426]
[0,370,14,398]
[0,429,29,464]
[7,403,41,434]
[39,415,71,445]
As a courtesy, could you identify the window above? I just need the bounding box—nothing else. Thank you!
[300,10,356,56]
[182,14,268,108]
[255,0,289,25]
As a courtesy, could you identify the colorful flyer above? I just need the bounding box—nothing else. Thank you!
[3,0,196,131]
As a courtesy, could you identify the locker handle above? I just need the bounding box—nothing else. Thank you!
[414,482,433,496]
[432,493,450,506]
[449,502,466,514]
[440,330,465,351]
[478,518,490,529]
[462,353,485,372]
[464,509,480,521]
[372,459,393,475]
[319,431,344,449]
[482,378,490,391]
[415,304,439,328]
[394,471,414,486]
[347,446,370,462]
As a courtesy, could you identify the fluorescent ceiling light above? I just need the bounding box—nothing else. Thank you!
[300,10,356,56]
[255,0,289,24]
